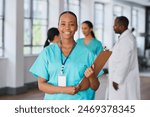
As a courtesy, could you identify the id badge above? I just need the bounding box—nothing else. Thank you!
[58,74,66,86]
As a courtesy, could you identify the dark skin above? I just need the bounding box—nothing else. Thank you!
[113,82,119,90]
[38,13,99,96]
[79,65,100,91]
[112,18,128,91]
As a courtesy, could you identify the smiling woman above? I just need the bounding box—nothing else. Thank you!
[29,11,100,100]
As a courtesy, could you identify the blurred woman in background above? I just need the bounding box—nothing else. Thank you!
[44,27,60,48]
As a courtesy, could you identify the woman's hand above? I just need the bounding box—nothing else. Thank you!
[84,66,94,78]
[77,66,94,91]
[84,65,100,91]
[63,86,80,95]
[112,82,119,91]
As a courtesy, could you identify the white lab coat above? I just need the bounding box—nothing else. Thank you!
[105,29,141,100]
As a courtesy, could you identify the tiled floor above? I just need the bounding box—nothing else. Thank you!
[0,75,150,100]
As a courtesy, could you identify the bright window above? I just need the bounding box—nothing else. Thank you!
[0,0,4,56]
[94,2,104,43]
[24,0,49,55]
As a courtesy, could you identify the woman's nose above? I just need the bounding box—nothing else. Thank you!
[65,24,70,30]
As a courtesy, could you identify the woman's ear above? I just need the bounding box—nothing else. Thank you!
[90,28,93,32]
[76,24,78,31]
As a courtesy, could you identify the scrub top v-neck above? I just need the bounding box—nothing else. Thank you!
[77,38,103,56]
[30,43,96,100]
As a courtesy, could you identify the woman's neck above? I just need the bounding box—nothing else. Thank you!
[60,38,75,49]
[84,34,93,40]
[84,35,93,45]
[58,38,76,57]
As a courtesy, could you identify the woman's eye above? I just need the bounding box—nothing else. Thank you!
[70,24,75,26]
[61,23,65,26]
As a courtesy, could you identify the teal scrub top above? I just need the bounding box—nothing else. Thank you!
[77,38,103,56]
[30,43,96,100]
[77,38,104,76]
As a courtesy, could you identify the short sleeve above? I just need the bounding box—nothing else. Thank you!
[29,49,49,80]
[96,41,103,55]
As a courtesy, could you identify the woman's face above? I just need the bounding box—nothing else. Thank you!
[58,13,77,40]
[81,23,92,37]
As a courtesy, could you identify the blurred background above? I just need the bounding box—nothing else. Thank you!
[0,0,150,100]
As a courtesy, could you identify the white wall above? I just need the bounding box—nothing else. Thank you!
[0,58,7,88]
[80,0,92,22]
[80,0,96,38]
[4,0,24,88]
[24,56,37,84]
[103,2,114,49]
[48,0,60,28]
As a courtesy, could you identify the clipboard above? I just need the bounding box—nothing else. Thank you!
[79,50,112,90]
[93,50,112,76]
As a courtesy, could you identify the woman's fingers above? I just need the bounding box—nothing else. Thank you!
[84,67,94,78]
[92,64,94,69]
[65,86,80,95]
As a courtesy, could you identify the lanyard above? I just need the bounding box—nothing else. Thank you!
[60,43,76,74]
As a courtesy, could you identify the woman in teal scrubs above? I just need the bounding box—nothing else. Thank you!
[77,20,103,56]
[30,11,100,100]
[77,21,104,76]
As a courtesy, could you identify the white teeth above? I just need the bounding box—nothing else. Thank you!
[64,32,71,35]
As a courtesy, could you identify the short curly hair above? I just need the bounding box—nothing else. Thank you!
[116,16,129,27]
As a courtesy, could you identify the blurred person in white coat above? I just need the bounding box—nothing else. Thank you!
[105,16,140,100]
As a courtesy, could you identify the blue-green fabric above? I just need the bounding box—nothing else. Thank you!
[30,43,96,100]
[77,38,103,56]
[77,38,104,77]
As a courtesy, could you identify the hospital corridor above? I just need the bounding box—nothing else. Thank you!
[0,0,150,100]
